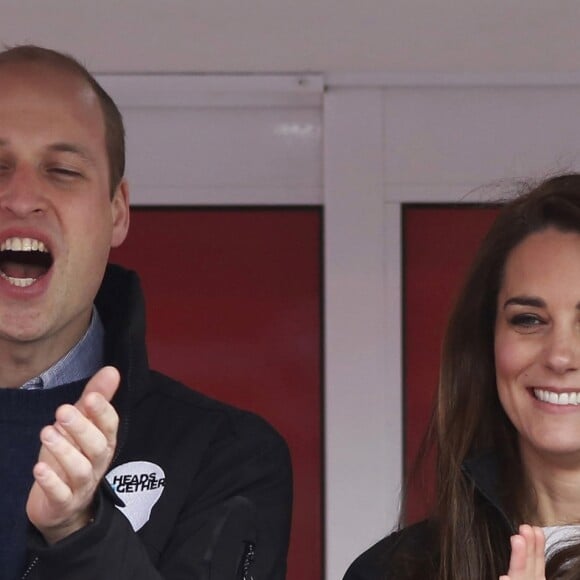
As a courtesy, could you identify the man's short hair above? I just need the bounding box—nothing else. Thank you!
[0,45,125,196]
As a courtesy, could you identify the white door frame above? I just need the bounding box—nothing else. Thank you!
[99,72,580,580]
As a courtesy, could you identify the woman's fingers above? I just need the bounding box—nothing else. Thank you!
[501,525,545,580]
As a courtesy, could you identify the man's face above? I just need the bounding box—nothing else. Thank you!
[0,63,129,359]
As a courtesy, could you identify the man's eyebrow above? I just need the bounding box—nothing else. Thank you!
[503,296,546,309]
[48,142,96,164]
[0,140,96,165]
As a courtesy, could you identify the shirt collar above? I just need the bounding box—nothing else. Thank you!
[20,306,105,390]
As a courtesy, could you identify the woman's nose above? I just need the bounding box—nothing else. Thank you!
[544,326,580,374]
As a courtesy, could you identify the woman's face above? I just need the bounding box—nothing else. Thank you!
[495,227,580,463]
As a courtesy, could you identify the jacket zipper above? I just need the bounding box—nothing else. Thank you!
[21,556,38,579]
[240,541,256,580]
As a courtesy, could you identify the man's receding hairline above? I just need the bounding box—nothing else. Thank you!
[0,45,126,196]
[0,58,95,91]
[0,60,108,142]
[0,53,103,112]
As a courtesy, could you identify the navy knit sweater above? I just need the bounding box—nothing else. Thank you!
[0,380,86,579]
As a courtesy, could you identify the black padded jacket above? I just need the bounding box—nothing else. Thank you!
[23,264,293,580]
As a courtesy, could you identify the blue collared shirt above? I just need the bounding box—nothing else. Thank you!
[20,307,105,390]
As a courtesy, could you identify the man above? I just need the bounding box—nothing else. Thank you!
[0,45,292,579]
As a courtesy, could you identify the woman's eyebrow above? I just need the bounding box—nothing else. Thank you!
[503,296,546,309]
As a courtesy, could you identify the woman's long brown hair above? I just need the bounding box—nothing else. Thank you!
[399,174,580,579]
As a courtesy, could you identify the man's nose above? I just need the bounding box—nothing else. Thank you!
[0,166,47,217]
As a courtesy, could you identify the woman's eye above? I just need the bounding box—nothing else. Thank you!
[509,313,544,328]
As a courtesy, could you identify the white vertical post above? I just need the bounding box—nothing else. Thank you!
[324,88,402,579]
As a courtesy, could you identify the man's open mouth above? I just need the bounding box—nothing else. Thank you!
[0,237,53,288]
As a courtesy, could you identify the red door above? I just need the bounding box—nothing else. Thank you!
[403,205,498,524]
[110,207,322,580]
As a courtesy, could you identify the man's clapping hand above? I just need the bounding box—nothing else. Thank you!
[26,366,120,544]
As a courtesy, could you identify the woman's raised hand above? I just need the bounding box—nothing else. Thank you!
[500,525,545,580]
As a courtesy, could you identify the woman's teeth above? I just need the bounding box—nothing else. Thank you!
[534,389,580,406]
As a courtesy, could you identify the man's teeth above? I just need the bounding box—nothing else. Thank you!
[534,389,580,406]
[0,272,36,287]
[0,237,48,252]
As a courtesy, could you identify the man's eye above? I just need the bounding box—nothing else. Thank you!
[49,167,82,178]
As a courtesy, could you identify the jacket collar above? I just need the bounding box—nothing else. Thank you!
[95,263,151,457]
[96,263,150,394]
[462,451,516,533]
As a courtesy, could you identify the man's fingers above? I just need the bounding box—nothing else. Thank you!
[83,393,119,445]
[40,425,95,484]
[78,366,121,405]
[45,365,120,487]
[52,406,117,478]
[27,367,122,544]
[67,365,120,451]
[32,462,73,507]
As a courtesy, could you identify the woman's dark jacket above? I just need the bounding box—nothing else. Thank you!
[342,452,514,579]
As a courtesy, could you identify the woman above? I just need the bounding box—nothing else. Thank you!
[344,174,580,580]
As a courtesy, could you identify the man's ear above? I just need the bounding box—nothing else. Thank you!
[111,179,130,248]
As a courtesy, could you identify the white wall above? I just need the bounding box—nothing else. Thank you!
[3,1,580,74]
